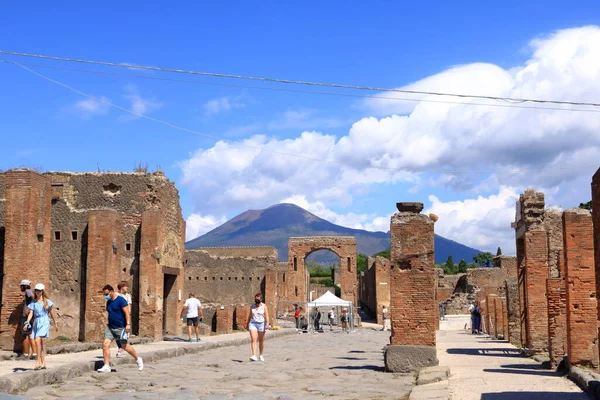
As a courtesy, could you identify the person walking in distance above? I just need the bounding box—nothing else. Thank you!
[97,284,143,372]
[116,281,132,358]
[23,284,58,370]
[294,305,300,332]
[471,300,482,334]
[180,293,203,342]
[328,307,335,331]
[381,305,391,331]
[313,308,321,332]
[19,279,37,360]
[246,292,270,362]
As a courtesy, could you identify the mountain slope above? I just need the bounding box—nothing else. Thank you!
[186,203,482,264]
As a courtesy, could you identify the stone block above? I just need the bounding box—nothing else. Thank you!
[416,365,450,385]
[384,345,439,373]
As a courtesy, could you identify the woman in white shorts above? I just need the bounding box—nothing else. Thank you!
[246,292,270,362]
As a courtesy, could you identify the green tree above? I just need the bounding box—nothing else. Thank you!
[458,259,467,273]
[496,247,502,256]
[579,201,592,210]
[372,249,390,259]
[473,252,494,267]
[356,253,368,274]
[306,261,333,277]
[442,255,458,274]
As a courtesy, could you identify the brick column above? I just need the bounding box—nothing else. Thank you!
[564,209,598,368]
[487,294,497,338]
[502,298,509,340]
[384,202,437,373]
[216,305,233,334]
[592,168,600,364]
[235,304,250,331]
[546,278,567,367]
[0,170,51,350]
[138,210,163,340]
[85,210,122,342]
[504,278,521,346]
[480,299,488,334]
[494,297,505,339]
[264,269,278,320]
[524,229,549,353]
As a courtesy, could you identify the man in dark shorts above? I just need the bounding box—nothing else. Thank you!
[180,293,203,342]
[97,284,143,372]
[19,279,36,359]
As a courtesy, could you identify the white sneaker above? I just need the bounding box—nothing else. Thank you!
[116,349,124,358]
[97,364,112,373]
[249,355,258,362]
[259,355,264,362]
[136,357,144,371]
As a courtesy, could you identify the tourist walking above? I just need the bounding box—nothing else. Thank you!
[180,293,203,342]
[471,300,482,334]
[313,308,321,331]
[246,292,270,362]
[294,304,300,331]
[19,279,36,360]
[328,307,335,331]
[116,281,132,358]
[23,284,58,370]
[97,284,143,372]
[381,305,391,331]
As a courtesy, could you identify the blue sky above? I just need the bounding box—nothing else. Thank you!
[2,2,600,254]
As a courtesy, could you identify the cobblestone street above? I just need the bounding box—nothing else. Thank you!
[22,329,414,400]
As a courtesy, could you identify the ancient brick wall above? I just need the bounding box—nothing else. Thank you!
[197,247,278,259]
[389,210,436,347]
[487,294,498,337]
[563,208,598,368]
[286,237,357,305]
[504,278,521,346]
[516,237,527,348]
[544,212,564,279]
[546,277,567,367]
[0,170,52,350]
[360,256,390,323]
[184,249,276,307]
[593,169,600,331]
[85,210,123,342]
[216,305,234,334]
[234,304,250,331]
[524,229,549,353]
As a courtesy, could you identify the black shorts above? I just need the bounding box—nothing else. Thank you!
[187,317,199,327]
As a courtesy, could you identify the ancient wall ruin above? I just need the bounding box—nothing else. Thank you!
[0,170,186,350]
[359,256,390,323]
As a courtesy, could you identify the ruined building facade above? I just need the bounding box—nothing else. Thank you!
[0,169,185,350]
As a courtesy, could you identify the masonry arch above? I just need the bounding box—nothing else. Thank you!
[286,237,357,306]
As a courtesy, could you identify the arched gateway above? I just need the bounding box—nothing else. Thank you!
[285,236,358,305]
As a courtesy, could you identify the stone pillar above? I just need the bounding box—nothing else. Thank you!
[384,202,438,373]
[138,210,163,340]
[487,294,498,338]
[84,210,122,342]
[235,304,250,331]
[524,229,549,352]
[592,168,600,364]
[0,170,51,350]
[216,305,233,334]
[564,208,598,368]
[546,277,567,367]
[516,237,527,348]
[504,278,521,346]
[264,269,278,320]
[494,297,505,339]
[480,299,488,334]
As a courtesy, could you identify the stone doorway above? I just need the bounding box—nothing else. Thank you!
[162,269,178,335]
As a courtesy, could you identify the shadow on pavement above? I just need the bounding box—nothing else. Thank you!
[330,365,384,372]
[348,350,366,353]
[334,357,368,361]
[481,392,585,399]
[483,368,560,377]
[446,348,523,357]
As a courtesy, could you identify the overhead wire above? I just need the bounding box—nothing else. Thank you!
[2,60,600,113]
[2,50,600,108]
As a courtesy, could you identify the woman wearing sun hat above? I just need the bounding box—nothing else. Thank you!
[24,283,58,370]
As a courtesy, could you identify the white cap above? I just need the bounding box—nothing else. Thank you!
[20,280,31,286]
[34,283,45,291]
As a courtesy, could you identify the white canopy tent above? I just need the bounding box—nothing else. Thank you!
[306,291,355,332]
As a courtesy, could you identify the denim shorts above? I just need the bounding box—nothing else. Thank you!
[248,321,265,332]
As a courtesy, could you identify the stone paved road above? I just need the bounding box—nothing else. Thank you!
[22,329,414,400]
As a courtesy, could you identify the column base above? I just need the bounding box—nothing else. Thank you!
[384,344,438,373]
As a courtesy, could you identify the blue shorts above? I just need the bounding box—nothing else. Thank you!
[248,321,265,332]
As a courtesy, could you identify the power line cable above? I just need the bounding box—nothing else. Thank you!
[2,60,600,113]
[2,50,600,108]
[6,61,599,175]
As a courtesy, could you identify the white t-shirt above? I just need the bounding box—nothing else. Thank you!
[184,297,202,318]
[328,310,335,319]
[119,293,132,305]
[251,303,265,323]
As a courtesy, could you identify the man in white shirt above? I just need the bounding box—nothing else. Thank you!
[180,293,203,342]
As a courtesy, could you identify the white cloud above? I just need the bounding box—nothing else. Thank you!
[424,187,519,254]
[180,26,600,241]
[72,97,110,118]
[203,96,245,116]
[122,84,162,118]
[268,109,344,130]
[185,213,227,241]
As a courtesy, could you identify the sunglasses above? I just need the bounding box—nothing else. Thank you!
[34,289,42,292]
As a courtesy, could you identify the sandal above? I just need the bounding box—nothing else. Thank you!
[41,366,47,370]
[33,366,41,371]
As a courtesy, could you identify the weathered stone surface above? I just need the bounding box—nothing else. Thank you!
[409,380,449,400]
[396,202,424,213]
[416,365,450,385]
[384,345,439,373]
